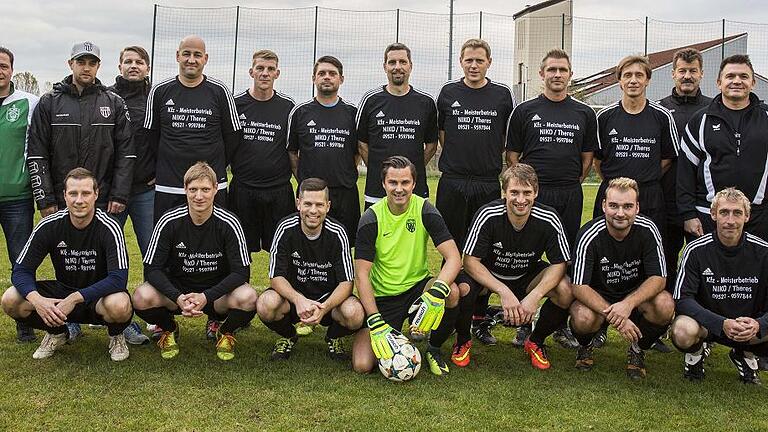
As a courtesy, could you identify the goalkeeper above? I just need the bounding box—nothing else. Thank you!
[351,156,461,375]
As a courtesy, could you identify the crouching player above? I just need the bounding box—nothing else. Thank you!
[570,177,673,379]
[352,156,462,375]
[2,168,132,361]
[672,188,768,384]
[133,162,257,361]
[258,178,364,361]
[462,164,573,369]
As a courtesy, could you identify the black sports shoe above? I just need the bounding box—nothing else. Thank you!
[591,326,608,349]
[758,356,768,372]
[511,324,531,348]
[552,326,580,349]
[271,336,298,361]
[472,320,497,346]
[683,350,706,381]
[575,344,594,371]
[729,349,762,385]
[626,346,646,380]
[325,337,348,361]
[16,321,36,343]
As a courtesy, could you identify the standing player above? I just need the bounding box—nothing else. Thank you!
[357,43,438,207]
[1,168,132,361]
[230,49,295,255]
[672,187,768,384]
[258,178,364,361]
[144,35,241,220]
[351,156,461,375]
[462,164,573,370]
[0,46,39,342]
[132,162,257,361]
[435,39,515,347]
[593,55,678,233]
[287,56,359,242]
[570,177,674,379]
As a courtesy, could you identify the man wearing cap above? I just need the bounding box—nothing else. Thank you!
[27,41,134,340]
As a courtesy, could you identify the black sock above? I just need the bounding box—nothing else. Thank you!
[135,307,177,332]
[455,289,479,345]
[428,306,460,349]
[473,293,490,321]
[107,320,131,336]
[327,319,356,339]
[220,309,256,334]
[529,299,569,345]
[573,330,596,347]
[208,310,227,322]
[21,312,67,334]
[636,315,669,351]
[263,315,297,339]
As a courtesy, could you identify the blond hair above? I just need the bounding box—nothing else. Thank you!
[252,49,279,66]
[606,177,639,200]
[616,55,652,80]
[711,187,751,217]
[460,38,491,59]
[501,163,538,193]
[183,162,217,188]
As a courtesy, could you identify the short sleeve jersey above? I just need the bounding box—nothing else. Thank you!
[594,100,678,183]
[436,78,515,178]
[355,196,452,297]
[356,86,438,201]
[269,214,353,301]
[463,200,570,280]
[231,89,295,188]
[144,76,241,193]
[506,94,598,186]
[144,205,251,293]
[287,98,358,189]
[571,215,666,300]
[16,209,128,289]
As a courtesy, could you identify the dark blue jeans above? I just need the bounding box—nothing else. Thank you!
[112,189,155,257]
[0,198,34,266]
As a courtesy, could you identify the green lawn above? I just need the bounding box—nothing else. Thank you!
[0,178,765,432]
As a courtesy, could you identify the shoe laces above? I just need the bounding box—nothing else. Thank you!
[157,331,174,349]
[41,333,62,350]
[628,348,645,367]
[124,323,142,336]
[274,338,293,353]
[327,338,344,354]
[207,320,221,334]
[217,333,236,350]
[110,335,127,351]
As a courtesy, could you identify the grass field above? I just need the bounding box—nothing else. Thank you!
[0,178,766,432]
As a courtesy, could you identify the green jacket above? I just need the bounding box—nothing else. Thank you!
[0,83,38,202]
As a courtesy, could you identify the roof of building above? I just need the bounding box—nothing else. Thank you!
[513,0,570,20]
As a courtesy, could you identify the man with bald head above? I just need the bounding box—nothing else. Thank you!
[144,35,241,223]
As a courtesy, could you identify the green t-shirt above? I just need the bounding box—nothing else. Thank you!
[0,84,38,202]
[355,195,453,297]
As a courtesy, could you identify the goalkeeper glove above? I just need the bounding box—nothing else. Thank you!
[367,313,401,359]
[409,279,450,332]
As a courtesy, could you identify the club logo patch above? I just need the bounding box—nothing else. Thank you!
[5,105,20,122]
[406,218,416,233]
[99,106,111,118]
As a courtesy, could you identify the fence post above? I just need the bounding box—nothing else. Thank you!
[448,0,454,80]
[722,18,726,60]
[561,13,565,49]
[313,6,318,97]
[396,9,400,42]
[479,11,483,39]
[150,4,157,81]
[232,6,240,90]
[644,16,648,55]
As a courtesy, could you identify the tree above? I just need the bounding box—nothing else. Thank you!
[12,71,40,96]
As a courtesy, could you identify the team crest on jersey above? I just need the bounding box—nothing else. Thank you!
[5,105,21,122]
[712,124,721,131]
[99,106,111,118]
[406,218,416,233]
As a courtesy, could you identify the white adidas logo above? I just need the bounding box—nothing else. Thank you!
[702,268,714,276]
[375,110,385,118]
[57,241,67,248]
[451,101,461,108]
[239,113,247,120]
[600,257,609,264]
[176,242,186,249]
[307,120,316,126]
[165,99,175,106]
[493,242,503,248]
[712,124,721,131]
[531,114,541,121]
[292,251,301,258]
[608,129,618,136]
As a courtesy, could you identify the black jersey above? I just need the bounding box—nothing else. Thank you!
[144,76,241,194]
[231,89,295,188]
[463,200,570,280]
[436,78,515,178]
[507,94,598,186]
[595,100,678,183]
[144,205,250,302]
[674,232,768,338]
[13,209,128,302]
[269,214,353,301]
[287,98,358,189]
[356,85,438,202]
[572,215,666,300]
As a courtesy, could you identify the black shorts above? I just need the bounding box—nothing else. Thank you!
[436,175,500,249]
[35,280,126,325]
[375,276,432,331]
[537,183,583,248]
[228,181,295,252]
[594,180,665,235]
[327,186,361,244]
[154,189,228,224]
[460,261,550,299]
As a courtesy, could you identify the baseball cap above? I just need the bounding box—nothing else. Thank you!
[70,41,101,61]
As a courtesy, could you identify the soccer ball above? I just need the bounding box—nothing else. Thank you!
[378,337,422,382]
